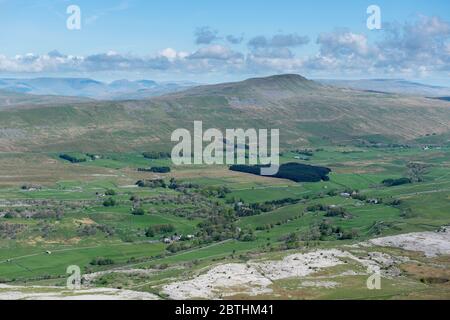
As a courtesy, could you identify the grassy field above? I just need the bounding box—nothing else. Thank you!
[0,145,449,298]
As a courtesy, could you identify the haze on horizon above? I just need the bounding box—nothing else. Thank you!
[0,0,449,86]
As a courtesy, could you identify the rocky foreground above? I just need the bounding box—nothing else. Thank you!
[0,229,448,300]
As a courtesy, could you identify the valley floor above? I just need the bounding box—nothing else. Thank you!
[0,145,449,299]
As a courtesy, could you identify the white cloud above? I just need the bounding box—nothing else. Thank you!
[226,34,244,44]
[248,34,310,49]
[195,26,220,45]
[159,48,177,60]
[189,45,243,60]
[0,16,449,79]
[317,30,370,57]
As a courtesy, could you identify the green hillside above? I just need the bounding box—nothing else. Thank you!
[0,74,449,152]
[0,89,90,110]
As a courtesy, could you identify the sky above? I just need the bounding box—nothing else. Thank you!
[0,0,449,85]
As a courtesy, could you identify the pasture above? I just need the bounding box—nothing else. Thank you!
[0,145,448,296]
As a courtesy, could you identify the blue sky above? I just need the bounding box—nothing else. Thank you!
[1,0,449,84]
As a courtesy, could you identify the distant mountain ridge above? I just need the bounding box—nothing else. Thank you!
[318,79,450,97]
[0,78,196,100]
[0,89,90,110]
[0,74,449,152]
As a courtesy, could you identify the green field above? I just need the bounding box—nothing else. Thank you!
[0,145,449,298]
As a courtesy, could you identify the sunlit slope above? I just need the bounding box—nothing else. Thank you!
[0,89,90,110]
[0,74,449,152]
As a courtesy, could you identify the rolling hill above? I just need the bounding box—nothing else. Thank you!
[0,78,195,100]
[0,89,90,110]
[0,74,449,152]
[318,79,450,97]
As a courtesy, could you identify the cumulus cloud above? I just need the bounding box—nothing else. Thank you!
[83,52,171,71]
[317,29,370,57]
[226,34,244,44]
[246,33,309,60]
[159,48,189,61]
[376,16,450,72]
[0,52,84,73]
[189,45,243,60]
[250,47,294,59]
[304,16,450,76]
[246,54,303,74]
[0,16,449,79]
[248,33,310,49]
[0,51,171,73]
[195,26,220,45]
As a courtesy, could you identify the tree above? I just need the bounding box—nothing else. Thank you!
[131,207,145,216]
[90,257,115,265]
[105,189,116,196]
[145,229,155,237]
[103,197,116,207]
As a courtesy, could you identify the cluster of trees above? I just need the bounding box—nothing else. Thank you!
[131,207,145,215]
[348,192,382,204]
[302,220,359,241]
[59,153,87,163]
[360,142,411,149]
[324,206,353,219]
[166,241,193,253]
[369,221,396,236]
[102,197,117,207]
[350,193,367,201]
[281,232,302,249]
[199,186,231,198]
[168,178,199,191]
[105,189,116,196]
[142,151,171,159]
[85,153,99,160]
[137,193,222,219]
[136,179,167,188]
[307,204,353,219]
[306,203,327,212]
[256,224,275,231]
[136,178,201,191]
[293,149,314,156]
[77,224,115,237]
[145,224,175,237]
[382,177,412,187]
[137,167,171,173]
[235,198,300,217]
[7,208,64,220]
[90,257,115,266]
[237,228,256,242]
[387,199,402,206]
[197,207,238,243]
[407,162,428,182]
[0,222,25,239]
[229,162,331,182]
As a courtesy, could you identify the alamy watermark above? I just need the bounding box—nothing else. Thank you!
[66,265,81,290]
[66,5,81,30]
[367,5,382,30]
[171,121,280,176]
[366,267,382,290]
[66,5,381,32]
